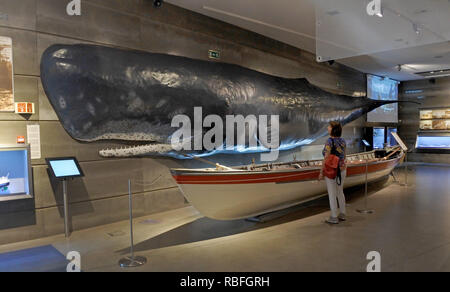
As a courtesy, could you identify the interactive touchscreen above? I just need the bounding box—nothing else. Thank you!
[46,157,84,179]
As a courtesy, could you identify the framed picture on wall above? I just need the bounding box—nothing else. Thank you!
[0,36,14,112]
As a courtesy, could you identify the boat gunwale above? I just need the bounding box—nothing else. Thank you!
[170,152,403,176]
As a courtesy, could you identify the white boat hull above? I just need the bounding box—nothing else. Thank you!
[171,153,403,220]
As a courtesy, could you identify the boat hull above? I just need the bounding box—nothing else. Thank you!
[171,155,403,220]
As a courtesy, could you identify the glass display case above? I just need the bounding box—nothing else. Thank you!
[0,145,33,201]
[419,107,450,131]
[416,134,450,150]
[417,107,450,150]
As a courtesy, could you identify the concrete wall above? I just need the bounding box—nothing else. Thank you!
[0,0,366,244]
[399,77,450,164]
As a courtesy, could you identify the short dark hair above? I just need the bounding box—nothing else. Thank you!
[329,121,342,137]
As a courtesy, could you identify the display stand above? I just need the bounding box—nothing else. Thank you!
[356,159,374,214]
[46,157,84,238]
[399,151,408,187]
[391,132,409,187]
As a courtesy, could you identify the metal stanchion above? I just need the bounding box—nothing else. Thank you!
[357,159,374,214]
[399,151,408,187]
[62,179,70,237]
[118,179,147,268]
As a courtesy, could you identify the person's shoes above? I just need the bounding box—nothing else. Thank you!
[325,217,339,224]
[338,213,347,221]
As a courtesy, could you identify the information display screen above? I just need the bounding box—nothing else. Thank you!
[367,75,399,123]
[373,127,385,149]
[387,128,398,147]
[46,157,84,179]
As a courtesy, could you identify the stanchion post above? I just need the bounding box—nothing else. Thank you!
[118,179,147,268]
[63,179,69,238]
[404,151,408,186]
[357,159,374,214]
[399,151,408,187]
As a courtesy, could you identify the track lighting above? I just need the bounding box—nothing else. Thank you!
[412,23,421,35]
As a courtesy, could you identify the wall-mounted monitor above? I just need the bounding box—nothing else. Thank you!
[373,127,385,149]
[0,145,33,202]
[387,127,398,147]
[367,75,399,123]
[46,157,84,179]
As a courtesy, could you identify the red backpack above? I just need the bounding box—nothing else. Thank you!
[323,139,342,185]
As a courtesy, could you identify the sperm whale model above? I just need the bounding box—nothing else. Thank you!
[40,44,402,159]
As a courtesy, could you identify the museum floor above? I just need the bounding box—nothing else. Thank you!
[0,163,449,272]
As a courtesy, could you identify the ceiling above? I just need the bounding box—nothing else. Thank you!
[165,0,450,81]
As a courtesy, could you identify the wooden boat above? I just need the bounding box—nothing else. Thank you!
[170,147,404,220]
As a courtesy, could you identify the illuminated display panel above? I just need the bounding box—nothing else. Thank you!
[46,157,84,179]
[416,136,450,149]
[419,108,450,130]
[367,75,398,123]
[373,127,385,149]
[387,128,398,147]
[0,145,33,201]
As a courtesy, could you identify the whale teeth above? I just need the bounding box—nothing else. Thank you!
[99,143,173,157]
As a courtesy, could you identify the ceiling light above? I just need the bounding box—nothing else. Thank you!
[326,10,340,16]
[415,69,450,78]
[412,23,421,35]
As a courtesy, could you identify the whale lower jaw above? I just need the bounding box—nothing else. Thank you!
[99,143,174,157]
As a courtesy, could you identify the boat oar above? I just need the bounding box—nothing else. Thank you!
[181,153,235,171]
[383,146,402,160]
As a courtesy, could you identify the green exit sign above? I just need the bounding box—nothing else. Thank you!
[208,50,220,59]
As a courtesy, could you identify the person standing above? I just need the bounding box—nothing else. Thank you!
[319,121,347,224]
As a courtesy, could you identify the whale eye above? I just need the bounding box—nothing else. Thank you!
[53,49,70,59]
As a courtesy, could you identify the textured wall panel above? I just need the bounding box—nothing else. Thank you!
[0,0,37,30]
[37,0,141,48]
[38,78,58,121]
[140,18,243,64]
[0,76,38,121]
[0,27,38,76]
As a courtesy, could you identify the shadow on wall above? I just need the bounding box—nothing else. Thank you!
[47,169,93,234]
[117,176,391,255]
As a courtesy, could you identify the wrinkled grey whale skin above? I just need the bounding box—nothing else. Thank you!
[41,44,400,158]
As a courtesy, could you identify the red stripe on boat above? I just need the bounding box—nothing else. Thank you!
[172,158,400,185]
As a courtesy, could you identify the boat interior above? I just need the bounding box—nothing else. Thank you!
[197,146,404,172]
